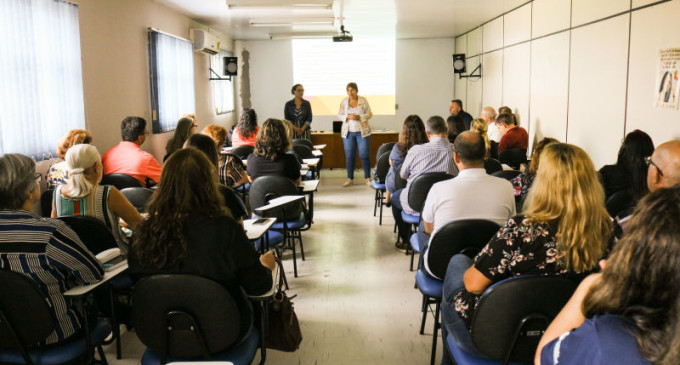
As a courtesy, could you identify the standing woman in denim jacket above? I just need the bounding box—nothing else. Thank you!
[338,82,373,187]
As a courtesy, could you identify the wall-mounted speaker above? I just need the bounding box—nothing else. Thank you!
[224,57,238,76]
[452,54,466,74]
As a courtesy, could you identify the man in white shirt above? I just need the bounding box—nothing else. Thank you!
[481,106,501,143]
[419,131,516,279]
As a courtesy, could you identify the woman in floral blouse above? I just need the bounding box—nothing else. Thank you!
[439,143,612,365]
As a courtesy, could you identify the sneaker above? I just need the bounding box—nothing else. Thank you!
[342,179,354,187]
[365,178,372,186]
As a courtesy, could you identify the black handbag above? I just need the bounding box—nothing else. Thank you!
[264,258,302,352]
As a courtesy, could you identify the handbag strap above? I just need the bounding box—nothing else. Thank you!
[274,256,289,292]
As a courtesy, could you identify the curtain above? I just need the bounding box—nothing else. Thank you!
[211,49,235,115]
[149,30,195,133]
[0,0,85,159]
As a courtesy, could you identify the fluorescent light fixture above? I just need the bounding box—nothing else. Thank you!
[250,18,335,27]
[227,3,332,10]
[269,31,337,40]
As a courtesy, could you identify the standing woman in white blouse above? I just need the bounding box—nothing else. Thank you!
[338,82,373,187]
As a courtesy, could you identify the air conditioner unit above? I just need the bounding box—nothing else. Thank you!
[190,29,220,55]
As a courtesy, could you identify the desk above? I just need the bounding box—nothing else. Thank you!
[244,217,276,241]
[313,144,326,150]
[64,263,129,296]
[253,195,306,216]
[302,158,320,166]
[310,131,398,169]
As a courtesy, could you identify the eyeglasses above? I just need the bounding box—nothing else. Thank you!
[34,173,42,182]
[645,156,664,177]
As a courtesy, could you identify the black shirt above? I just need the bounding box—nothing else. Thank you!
[247,153,301,182]
[129,216,272,296]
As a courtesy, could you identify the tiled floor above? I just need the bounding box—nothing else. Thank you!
[106,169,443,365]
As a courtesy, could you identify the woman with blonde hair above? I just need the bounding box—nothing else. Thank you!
[470,118,491,158]
[537,185,680,365]
[52,144,143,251]
[46,129,93,187]
[439,143,612,365]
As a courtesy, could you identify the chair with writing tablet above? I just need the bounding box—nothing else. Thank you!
[0,270,111,365]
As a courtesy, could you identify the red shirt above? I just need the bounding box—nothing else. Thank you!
[101,142,162,187]
[498,127,528,153]
[231,127,259,147]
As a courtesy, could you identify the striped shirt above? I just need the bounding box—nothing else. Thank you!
[53,185,128,252]
[399,136,458,215]
[0,210,103,344]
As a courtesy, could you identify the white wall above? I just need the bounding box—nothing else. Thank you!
[78,0,235,162]
[235,38,455,132]
[455,0,680,169]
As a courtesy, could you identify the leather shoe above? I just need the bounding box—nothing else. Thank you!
[395,241,409,251]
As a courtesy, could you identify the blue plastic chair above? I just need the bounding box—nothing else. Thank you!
[371,151,391,225]
[133,274,264,365]
[403,172,454,270]
[0,271,111,365]
[445,276,577,365]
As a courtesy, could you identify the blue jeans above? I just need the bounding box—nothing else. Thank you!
[343,132,371,179]
[440,254,483,365]
[390,189,411,242]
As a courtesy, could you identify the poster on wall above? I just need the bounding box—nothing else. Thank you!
[655,48,680,110]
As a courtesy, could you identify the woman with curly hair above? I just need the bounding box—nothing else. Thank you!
[384,115,428,205]
[47,129,93,187]
[439,143,612,365]
[231,108,259,148]
[163,117,197,162]
[537,185,680,365]
[246,118,301,185]
[128,148,275,322]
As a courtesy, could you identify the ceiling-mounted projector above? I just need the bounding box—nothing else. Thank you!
[333,25,353,42]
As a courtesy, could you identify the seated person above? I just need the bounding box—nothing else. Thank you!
[391,116,457,248]
[184,134,248,223]
[231,108,260,148]
[128,148,275,327]
[420,132,516,279]
[536,185,680,365]
[510,137,559,210]
[439,143,612,365]
[246,118,301,185]
[46,129,92,187]
[496,112,528,154]
[614,139,680,237]
[599,130,654,217]
[163,116,197,162]
[0,153,103,345]
[385,115,428,205]
[52,144,143,251]
[101,116,162,187]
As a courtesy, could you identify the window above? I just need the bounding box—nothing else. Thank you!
[211,50,235,115]
[0,0,85,159]
[148,29,196,133]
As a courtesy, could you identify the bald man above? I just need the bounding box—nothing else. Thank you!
[615,140,680,236]
[480,106,501,143]
[646,140,680,191]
